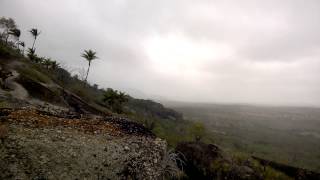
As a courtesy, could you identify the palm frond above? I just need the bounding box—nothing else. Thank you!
[29,28,40,37]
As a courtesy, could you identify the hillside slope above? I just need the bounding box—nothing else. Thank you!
[1,37,319,179]
[0,55,180,179]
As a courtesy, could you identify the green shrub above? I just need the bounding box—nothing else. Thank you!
[103,88,128,113]
[263,166,293,180]
[189,121,206,141]
[0,42,22,58]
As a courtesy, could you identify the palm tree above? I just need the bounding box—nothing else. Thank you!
[29,28,40,50]
[81,49,98,82]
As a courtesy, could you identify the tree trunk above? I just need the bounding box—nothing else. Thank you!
[85,61,91,82]
[31,37,36,50]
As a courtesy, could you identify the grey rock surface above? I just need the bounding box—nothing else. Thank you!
[0,110,168,180]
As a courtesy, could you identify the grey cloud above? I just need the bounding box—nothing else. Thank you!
[1,0,320,106]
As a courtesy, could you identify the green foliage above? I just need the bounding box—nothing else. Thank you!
[159,149,185,179]
[81,49,98,61]
[152,118,198,147]
[0,41,22,58]
[27,48,37,61]
[189,121,206,141]
[103,88,128,113]
[39,57,59,70]
[125,98,182,120]
[127,114,157,131]
[262,166,292,180]
[0,101,10,108]
[17,65,51,84]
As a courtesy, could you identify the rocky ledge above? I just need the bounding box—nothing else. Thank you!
[0,108,174,179]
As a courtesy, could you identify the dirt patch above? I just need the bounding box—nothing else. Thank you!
[6,108,122,136]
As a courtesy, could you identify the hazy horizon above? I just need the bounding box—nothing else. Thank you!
[1,0,320,107]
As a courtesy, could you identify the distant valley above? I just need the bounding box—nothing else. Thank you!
[166,102,320,171]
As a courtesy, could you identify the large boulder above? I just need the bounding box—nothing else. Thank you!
[176,141,262,180]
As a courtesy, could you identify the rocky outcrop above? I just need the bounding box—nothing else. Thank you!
[0,108,172,179]
[16,75,66,105]
[14,73,110,116]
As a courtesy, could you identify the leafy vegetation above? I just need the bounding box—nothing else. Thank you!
[189,121,206,141]
[0,41,22,59]
[16,65,51,84]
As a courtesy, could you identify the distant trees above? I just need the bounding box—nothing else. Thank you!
[40,57,59,70]
[29,28,40,51]
[103,88,128,113]
[81,49,98,82]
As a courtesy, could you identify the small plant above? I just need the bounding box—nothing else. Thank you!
[159,149,186,179]
[189,121,206,142]
[27,48,36,61]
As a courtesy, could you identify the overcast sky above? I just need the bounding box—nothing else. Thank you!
[1,0,320,106]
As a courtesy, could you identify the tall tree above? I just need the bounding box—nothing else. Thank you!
[81,49,98,82]
[29,28,40,50]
